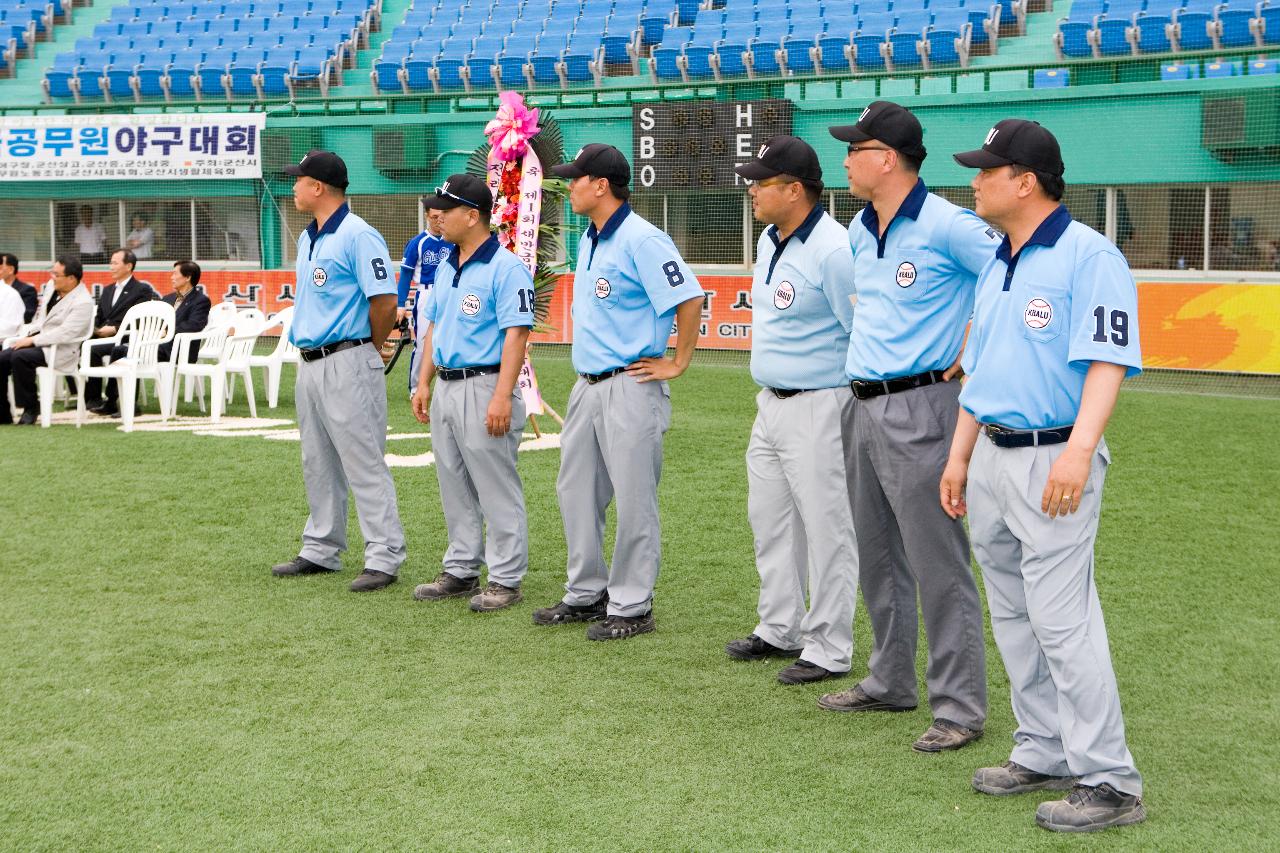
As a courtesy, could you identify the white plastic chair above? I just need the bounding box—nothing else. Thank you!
[247,306,300,408]
[37,339,91,427]
[172,310,236,413]
[168,317,262,422]
[76,301,176,432]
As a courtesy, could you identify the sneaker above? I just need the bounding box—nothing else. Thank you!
[413,572,480,601]
[912,719,983,753]
[972,761,1076,796]
[777,659,845,685]
[350,569,397,592]
[1035,783,1146,833]
[469,581,523,612]
[532,596,608,625]
[817,684,917,713]
[585,611,655,641]
[271,555,335,576]
[725,634,804,661]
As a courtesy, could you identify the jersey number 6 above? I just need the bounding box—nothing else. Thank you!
[371,258,388,280]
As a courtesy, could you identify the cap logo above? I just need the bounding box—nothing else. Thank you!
[442,181,450,193]
[858,107,871,123]
[895,262,917,288]
[595,277,611,299]
[299,153,308,163]
[758,143,769,158]
[460,293,482,316]
[312,266,327,288]
[773,281,795,311]
[574,147,585,160]
[984,128,1000,146]
[1024,297,1053,329]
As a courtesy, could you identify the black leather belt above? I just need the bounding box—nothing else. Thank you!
[299,337,371,363]
[437,364,501,381]
[582,366,627,384]
[767,387,813,399]
[984,424,1074,448]
[849,369,947,400]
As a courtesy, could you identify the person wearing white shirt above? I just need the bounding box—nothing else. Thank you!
[0,277,23,339]
[125,213,154,260]
[74,206,108,264]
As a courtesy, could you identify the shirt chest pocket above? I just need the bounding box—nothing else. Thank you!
[887,250,931,303]
[1016,280,1069,344]
[587,264,621,310]
[455,285,492,324]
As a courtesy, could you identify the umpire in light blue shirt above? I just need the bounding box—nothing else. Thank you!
[721,136,861,686]
[271,150,407,592]
[816,102,997,753]
[943,121,1146,833]
[531,144,705,641]
[409,174,535,613]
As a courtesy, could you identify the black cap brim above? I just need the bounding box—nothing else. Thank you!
[419,194,467,210]
[829,124,874,144]
[953,149,1014,169]
[734,160,782,180]
[550,162,587,179]
[283,164,305,176]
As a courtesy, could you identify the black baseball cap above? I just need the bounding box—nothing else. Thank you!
[953,119,1065,177]
[828,100,927,161]
[550,143,631,186]
[420,173,493,211]
[734,134,823,184]
[283,149,349,189]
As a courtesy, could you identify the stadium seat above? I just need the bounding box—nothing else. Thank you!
[372,58,404,92]
[429,56,467,92]
[745,36,782,76]
[1212,8,1262,48]
[815,33,854,74]
[778,35,818,75]
[164,52,200,99]
[1204,58,1242,76]
[1160,61,1200,79]
[886,29,926,70]
[651,45,683,80]
[1169,7,1215,51]
[1033,66,1069,87]
[1096,12,1139,56]
[681,43,716,79]
[1130,10,1176,53]
[401,57,431,90]
[1257,6,1280,45]
[851,31,889,71]
[710,40,747,77]
[923,21,972,68]
[1248,57,1279,74]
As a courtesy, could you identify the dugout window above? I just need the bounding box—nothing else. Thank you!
[1,201,54,265]
[349,195,423,271]
[1208,183,1280,272]
[1114,186,1205,271]
[195,198,261,264]
[53,200,120,266]
[119,200,192,263]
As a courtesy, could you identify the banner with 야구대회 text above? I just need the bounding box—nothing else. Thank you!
[0,113,265,181]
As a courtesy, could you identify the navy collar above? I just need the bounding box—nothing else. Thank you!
[305,202,350,260]
[586,202,631,243]
[859,179,928,258]
[447,233,502,281]
[767,203,825,249]
[996,204,1073,264]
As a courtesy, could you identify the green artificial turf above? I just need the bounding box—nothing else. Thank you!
[1,348,1277,851]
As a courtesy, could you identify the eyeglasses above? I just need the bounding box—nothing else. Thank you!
[434,186,481,210]
[847,144,891,154]
[752,176,796,189]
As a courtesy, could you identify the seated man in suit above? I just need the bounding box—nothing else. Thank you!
[97,260,210,417]
[83,248,157,412]
[0,253,38,323]
[0,257,95,425]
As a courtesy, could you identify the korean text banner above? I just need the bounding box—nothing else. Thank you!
[0,113,265,181]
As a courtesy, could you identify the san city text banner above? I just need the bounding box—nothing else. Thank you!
[0,113,264,181]
[75,272,1280,375]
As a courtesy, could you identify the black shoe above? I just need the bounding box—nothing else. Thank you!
[586,611,655,640]
[1036,783,1146,833]
[817,684,917,713]
[413,571,480,601]
[777,659,845,685]
[16,411,37,426]
[725,634,804,661]
[350,569,397,592]
[271,555,334,576]
[913,719,984,753]
[532,596,608,625]
[85,399,106,413]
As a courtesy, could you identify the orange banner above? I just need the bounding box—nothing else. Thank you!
[79,272,1280,374]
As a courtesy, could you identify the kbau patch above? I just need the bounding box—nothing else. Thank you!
[773,281,795,310]
[312,267,328,287]
[1024,297,1053,329]
[460,293,482,316]
[895,261,917,288]
[595,277,611,298]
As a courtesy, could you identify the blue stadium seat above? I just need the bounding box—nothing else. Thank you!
[527,54,561,86]
[1213,8,1260,48]
[226,57,260,97]
[401,57,431,90]
[1131,11,1175,53]
[651,44,683,79]
[924,21,972,67]
[194,51,231,98]
[1033,66,1069,87]
[495,53,528,87]
[1248,57,1279,74]
[429,55,466,91]
[710,40,747,77]
[1160,61,1200,78]
[1170,8,1214,50]
[465,55,496,89]
[372,57,404,91]
[560,49,598,85]
[102,61,137,101]
[779,35,817,74]
[788,7,825,37]
[1055,19,1097,57]
[815,33,853,73]
[722,20,758,43]
[164,51,199,99]
[681,43,715,78]
[851,31,889,70]
[1096,14,1137,55]
[1203,58,1241,76]
[1259,6,1280,45]
[745,36,782,75]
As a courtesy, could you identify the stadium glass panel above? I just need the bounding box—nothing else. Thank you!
[118,200,193,264]
[195,198,263,264]
[1209,183,1280,272]
[350,195,422,267]
[1114,185,1206,271]
[652,190,748,265]
[1,202,53,265]
[54,200,120,264]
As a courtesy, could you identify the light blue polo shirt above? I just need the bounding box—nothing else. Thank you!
[569,203,705,375]
[398,231,453,306]
[751,204,856,390]
[423,234,534,369]
[845,179,1000,381]
[960,205,1143,430]
[290,203,397,350]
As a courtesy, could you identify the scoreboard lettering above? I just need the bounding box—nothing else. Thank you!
[633,99,794,190]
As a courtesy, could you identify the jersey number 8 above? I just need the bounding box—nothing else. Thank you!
[662,260,684,288]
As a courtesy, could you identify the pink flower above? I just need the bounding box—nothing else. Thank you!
[484,91,541,162]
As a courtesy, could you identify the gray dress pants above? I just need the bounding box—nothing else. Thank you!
[296,343,406,574]
[845,379,987,729]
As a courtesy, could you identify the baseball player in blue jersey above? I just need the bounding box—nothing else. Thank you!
[945,120,1146,832]
[270,150,407,592]
[532,144,704,640]
[722,136,861,685]
[817,102,997,753]
[398,206,453,395]
[410,174,535,612]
